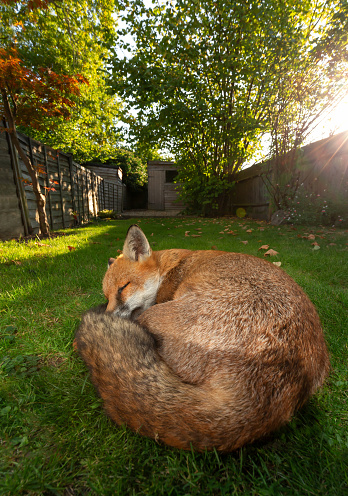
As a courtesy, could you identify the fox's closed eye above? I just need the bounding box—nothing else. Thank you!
[118,282,130,295]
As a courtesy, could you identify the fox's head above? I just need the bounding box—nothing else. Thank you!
[103,225,161,319]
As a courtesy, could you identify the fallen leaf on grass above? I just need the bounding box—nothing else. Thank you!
[211,246,217,250]
[12,260,22,265]
[264,249,279,257]
[185,231,190,236]
[241,240,248,245]
[246,229,253,233]
[273,262,282,267]
[67,246,76,251]
[191,234,201,238]
[328,243,337,246]
[258,245,269,251]
[313,245,320,251]
[307,234,316,240]
[36,242,52,247]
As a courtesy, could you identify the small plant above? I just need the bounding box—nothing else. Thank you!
[0,325,17,345]
[0,354,40,378]
[280,183,347,226]
[97,209,120,219]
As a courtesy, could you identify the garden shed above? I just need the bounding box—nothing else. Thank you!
[147,161,183,211]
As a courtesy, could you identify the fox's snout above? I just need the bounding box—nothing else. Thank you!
[105,298,142,320]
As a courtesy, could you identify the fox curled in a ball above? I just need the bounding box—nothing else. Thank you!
[74,225,330,452]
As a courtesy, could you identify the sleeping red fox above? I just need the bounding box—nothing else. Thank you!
[75,225,330,452]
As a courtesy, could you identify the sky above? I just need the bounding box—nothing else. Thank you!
[320,97,348,138]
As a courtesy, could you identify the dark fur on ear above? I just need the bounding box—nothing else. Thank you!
[122,225,152,262]
[108,258,116,268]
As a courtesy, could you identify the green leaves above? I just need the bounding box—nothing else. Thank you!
[1,354,40,378]
[112,0,345,213]
[1,0,123,163]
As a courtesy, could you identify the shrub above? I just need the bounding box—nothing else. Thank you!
[281,183,348,227]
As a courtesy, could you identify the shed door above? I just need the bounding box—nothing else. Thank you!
[148,169,165,210]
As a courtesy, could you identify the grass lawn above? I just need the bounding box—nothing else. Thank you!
[0,216,347,496]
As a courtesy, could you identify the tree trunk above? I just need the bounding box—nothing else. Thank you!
[1,88,50,235]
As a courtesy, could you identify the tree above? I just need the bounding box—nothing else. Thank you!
[111,0,348,214]
[263,0,348,213]
[0,0,124,233]
[0,46,87,235]
[1,0,122,164]
[84,149,147,192]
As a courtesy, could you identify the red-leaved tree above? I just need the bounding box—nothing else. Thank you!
[0,46,87,235]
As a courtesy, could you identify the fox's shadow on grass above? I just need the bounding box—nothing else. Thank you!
[6,358,345,496]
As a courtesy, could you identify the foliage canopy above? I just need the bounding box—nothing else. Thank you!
[0,0,123,163]
[111,0,348,213]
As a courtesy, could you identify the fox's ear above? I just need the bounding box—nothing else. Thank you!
[108,257,116,268]
[123,225,152,262]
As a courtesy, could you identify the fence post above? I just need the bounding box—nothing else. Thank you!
[91,173,96,216]
[4,121,31,235]
[68,155,76,223]
[43,146,53,229]
[76,167,81,222]
[100,179,102,210]
[56,151,65,228]
[103,179,106,210]
[116,177,118,212]
[85,169,90,221]
[80,168,85,222]
[97,177,101,211]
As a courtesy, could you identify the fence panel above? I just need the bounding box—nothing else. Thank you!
[0,124,124,238]
[226,131,348,220]
[0,128,26,238]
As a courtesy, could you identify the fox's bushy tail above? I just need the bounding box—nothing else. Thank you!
[74,305,325,452]
[75,306,234,451]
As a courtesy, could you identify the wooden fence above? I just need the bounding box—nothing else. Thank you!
[0,123,123,239]
[227,131,348,221]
